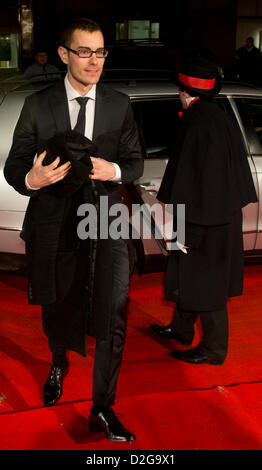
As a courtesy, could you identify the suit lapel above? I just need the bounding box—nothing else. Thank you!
[93,83,113,140]
[48,81,114,138]
[49,79,71,133]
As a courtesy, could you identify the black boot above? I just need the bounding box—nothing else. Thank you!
[169,346,225,365]
[150,323,192,345]
[43,364,68,406]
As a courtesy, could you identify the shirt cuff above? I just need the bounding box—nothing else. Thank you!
[110,163,122,182]
[177,241,188,254]
[25,172,41,190]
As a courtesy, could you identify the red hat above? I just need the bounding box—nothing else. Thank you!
[176,57,221,96]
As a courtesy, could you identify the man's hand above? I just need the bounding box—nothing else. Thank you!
[177,241,189,254]
[89,156,116,181]
[27,150,71,189]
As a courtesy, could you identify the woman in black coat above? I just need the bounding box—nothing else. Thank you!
[151,57,258,365]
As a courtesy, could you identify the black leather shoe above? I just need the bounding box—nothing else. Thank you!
[169,347,225,365]
[88,407,136,442]
[150,323,192,346]
[43,365,68,406]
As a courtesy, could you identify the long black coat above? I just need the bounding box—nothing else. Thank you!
[157,99,258,311]
[4,79,143,354]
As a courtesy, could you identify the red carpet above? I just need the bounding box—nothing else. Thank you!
[0,265,262,450]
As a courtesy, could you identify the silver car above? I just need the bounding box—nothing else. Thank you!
[0,75,261,272]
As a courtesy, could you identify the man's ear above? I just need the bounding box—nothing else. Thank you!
[57,46,69,65]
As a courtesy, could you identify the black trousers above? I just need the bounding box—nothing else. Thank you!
[45,238,129,408]
[92,238,129,407]
[170,304,229,361]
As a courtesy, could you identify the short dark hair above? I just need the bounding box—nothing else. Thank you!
[34,48,48,55]
[60,18,101,47]
[246,37,254,42]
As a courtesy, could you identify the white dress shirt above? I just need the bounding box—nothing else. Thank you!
[185,96,198,107]
[65,74,96,139]
[26,74,121,189]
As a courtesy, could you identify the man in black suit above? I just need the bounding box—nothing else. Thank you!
[4,18,143,442]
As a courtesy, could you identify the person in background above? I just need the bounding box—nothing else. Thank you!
[151,57,258,366]
[234,37,261,85]
[24,47,60,79]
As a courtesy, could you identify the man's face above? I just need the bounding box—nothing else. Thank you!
[35,52,48,65]
[58,29,105,91]
[246,39,254,49]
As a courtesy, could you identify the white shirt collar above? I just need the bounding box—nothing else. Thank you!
[186,96,198,107]
[64,74,96,101]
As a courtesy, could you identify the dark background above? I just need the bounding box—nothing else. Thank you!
[0,0,262,80]
[32,0,238,71]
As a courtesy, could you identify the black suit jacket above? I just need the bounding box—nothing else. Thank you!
[4,79,143,310]
[4,79,143,195]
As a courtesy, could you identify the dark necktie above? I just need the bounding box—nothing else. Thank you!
[74,96,89,135]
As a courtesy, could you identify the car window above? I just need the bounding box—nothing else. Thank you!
[132,97,228,159]
[235,98,262,155]
[132,98,181,159]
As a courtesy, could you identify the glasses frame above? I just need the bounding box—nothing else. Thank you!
[63,46,108,58]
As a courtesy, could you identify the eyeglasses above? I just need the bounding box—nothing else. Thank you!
[64,46,108,58]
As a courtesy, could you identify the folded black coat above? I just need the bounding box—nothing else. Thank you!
[40,130,96,197]
[22,131,113,354]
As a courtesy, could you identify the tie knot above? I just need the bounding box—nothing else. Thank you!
[75,96,89,107]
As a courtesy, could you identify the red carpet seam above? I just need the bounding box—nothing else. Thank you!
[1,380,262,417]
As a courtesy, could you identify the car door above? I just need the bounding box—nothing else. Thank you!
[129,94,260,272]
[230,96,261,253]
[127,97,182,269]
